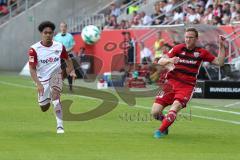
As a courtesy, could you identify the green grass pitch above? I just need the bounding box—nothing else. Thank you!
[0,73,240,160]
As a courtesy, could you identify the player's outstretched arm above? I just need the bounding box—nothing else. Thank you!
[158,56,179,66]
[29,65,44,96]
[211,36,226,66]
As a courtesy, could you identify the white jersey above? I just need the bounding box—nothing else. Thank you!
[28,41,68,81]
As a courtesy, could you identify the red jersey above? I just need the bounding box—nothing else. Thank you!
[167,44,215,86]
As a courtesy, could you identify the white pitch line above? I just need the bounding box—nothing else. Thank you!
[224,102,240,108]
[0,80,239,125]
[191,115,240,125]
[192,105,240,115]
[131,105,240,125]
[0,81,35,89]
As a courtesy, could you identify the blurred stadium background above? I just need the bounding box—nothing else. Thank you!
[0,0,240,159]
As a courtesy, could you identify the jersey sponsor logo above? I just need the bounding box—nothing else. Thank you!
[194,52,200,57]
[40,57,60,64]
[179,59,197,64]
[180,52,186,55]
[29,56,35,62]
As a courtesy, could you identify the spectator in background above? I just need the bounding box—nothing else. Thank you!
[163,0,174,17]
[110,2,121,17]
[202,4,213,24]
[105,15,119,29]
[118,19,129,29]
[230,6,237,22]
[172,7,184,24]
[205,0,213,9]
[195,3,205,15]
[236,0,240,12]
[212,15,222,25]
[159,0,167,13]
[158,0,173,23]
[140,41,153,64]
[140,11,152,25]
[154,31,165,58]
[131,11,141,25]
[122,32,135,65]
[222,12,231,25]
[128,2,139,14]
[186,5,201,24]
[78,47,91,79]
[222,1,231,17]
[232,10,240,22]
[213,3,222,18]
[54,22,75,91]
[221,2,231,25]
[0,0,8,15]
[152,3,165,25]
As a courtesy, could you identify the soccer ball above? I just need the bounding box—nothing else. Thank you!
[81,25,101,45]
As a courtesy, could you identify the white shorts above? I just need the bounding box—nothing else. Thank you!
[38,72,63,106]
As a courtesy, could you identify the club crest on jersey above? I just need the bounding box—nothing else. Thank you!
[194,52,200,57]
[29,56,35,62]
[55,50,61,54]
[157,91,165,98]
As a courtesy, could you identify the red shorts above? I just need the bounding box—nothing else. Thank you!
[155,79,194,108]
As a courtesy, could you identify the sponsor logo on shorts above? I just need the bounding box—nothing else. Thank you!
[156,91,164,98]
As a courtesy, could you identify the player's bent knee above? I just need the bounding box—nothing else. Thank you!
[52,89,61,100]
[151,103,164,119]
[151,109,159,117]
[52,99,61,110]
[151,103,163,113]
[40,103,50,112]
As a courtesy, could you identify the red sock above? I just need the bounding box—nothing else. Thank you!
[159,110,177,132]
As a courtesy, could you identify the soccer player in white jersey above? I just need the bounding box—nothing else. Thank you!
[28,21,76,134]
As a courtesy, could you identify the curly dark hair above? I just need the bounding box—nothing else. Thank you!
[38,21,55,32]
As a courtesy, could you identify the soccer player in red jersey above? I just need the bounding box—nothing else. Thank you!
[28,21,76,134]
[152,28,226,138]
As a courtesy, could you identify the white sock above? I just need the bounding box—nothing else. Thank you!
[52,99,63,128]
